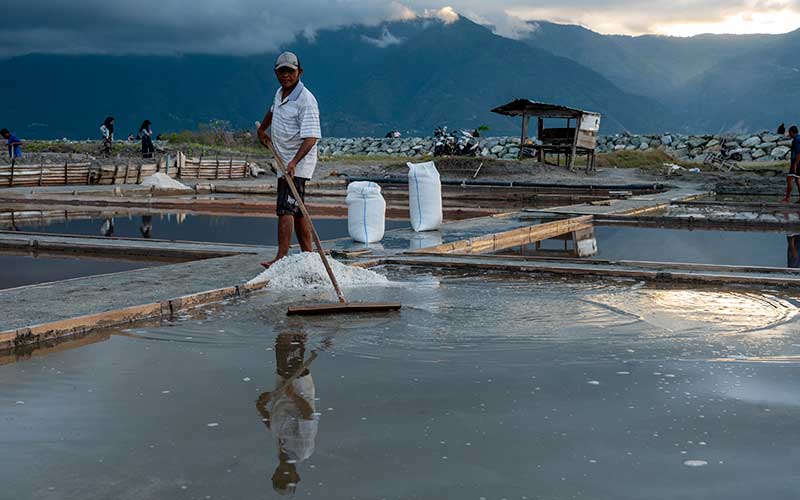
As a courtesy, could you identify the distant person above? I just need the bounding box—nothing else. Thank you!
[785,126,800,202]
[139,215,153,238]
[256,331,318,496]
[1,129,23,159]
[139,120,154,159]
[257,51,321,268]
[788,234,800,268]
[127,133,135,141]
[778,123,786,135]
[100,116,115,157]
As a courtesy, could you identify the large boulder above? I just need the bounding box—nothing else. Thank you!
[751,149,766,159]
[687,137,706,148]
[761,134,783,143]
[772,146,790,159]
[741,136,762,147]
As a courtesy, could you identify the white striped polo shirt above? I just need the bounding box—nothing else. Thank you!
[270,82,321,179]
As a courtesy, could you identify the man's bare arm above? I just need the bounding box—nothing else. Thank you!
[286,137,318,176]
[257,110,273,146]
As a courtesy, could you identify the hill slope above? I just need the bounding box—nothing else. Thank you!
[0,17,665,139]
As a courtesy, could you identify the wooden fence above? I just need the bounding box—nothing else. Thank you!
[176,152,251,180]
[0,152,253,188]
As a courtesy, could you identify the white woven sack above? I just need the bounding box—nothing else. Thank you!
[346,181,386,243]
[407,161,443,232]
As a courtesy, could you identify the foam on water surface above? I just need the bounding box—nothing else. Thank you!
[247,252,390,289]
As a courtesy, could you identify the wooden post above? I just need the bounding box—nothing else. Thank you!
[136,164,142,184]
[112,164,119,185]
[215,154,220,179]
[64,161,68,185]
[537,117,544,163]
[228,157,233,179]
[124,160,130,184]
[9,157,15,187]
[569,114,580,171]
[38,160,44,186]
[520,114,530,160]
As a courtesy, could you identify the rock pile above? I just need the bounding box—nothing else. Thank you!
[318,136,523,159]
[318,132,794,163]
[596,131,793,162]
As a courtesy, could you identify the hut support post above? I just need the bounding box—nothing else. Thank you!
[520,114,530,160]
[537,118,544,163]
[569,115,580,171]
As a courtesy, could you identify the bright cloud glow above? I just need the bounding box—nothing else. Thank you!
[2,1,800,57]
[655,9,800,36]
[505,0,800,36]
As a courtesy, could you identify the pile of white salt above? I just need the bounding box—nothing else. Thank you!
[247,252,390,289]
[140,173,192,191]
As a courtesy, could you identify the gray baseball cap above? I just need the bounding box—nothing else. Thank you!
[275,51,300,70]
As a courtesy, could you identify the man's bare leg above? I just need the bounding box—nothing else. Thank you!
[261,215,294,268]
[294,216,313,252]
[783,177,793,203]
[794,178,800,203]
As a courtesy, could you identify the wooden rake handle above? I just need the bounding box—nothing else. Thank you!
[263,138,347,304]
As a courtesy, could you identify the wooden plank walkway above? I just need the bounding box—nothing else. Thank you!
[386,253,800,288]
[0,251,273,350]
[0,231,269,261]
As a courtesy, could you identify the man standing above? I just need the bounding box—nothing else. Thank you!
[257,51,321,268]
[786,126,800,202]
[1,129,23,160]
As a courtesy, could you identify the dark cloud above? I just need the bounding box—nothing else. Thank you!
[2,0,799,57]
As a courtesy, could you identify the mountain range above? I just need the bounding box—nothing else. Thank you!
[1,15,797,139]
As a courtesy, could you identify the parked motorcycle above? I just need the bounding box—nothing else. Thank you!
[433,127,480,157]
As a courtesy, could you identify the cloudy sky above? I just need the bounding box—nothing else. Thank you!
[2,0,799,57]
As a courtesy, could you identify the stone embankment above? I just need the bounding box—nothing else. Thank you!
[319,131,794,162]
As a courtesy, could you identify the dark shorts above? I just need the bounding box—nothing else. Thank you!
[276,176,308,217]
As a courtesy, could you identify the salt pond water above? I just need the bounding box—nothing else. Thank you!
[12,213,409,245]
[2,269,800,498]
[0,254,160,290]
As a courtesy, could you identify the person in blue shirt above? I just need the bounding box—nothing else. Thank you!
[1,129,22,159]
[784,125,800,202]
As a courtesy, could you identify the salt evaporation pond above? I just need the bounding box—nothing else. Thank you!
[13,213,409,245]
[2,269,800,498]
[0,254,161,290]
[592,226,798,267]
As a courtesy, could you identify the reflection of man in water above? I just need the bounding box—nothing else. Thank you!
[139,215,153,238]
[100,218,115,237]
[256,331,318,495]
[788,234,800,268]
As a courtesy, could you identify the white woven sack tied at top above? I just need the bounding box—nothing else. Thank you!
[346,181,386,243]
[407,161,443,232]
